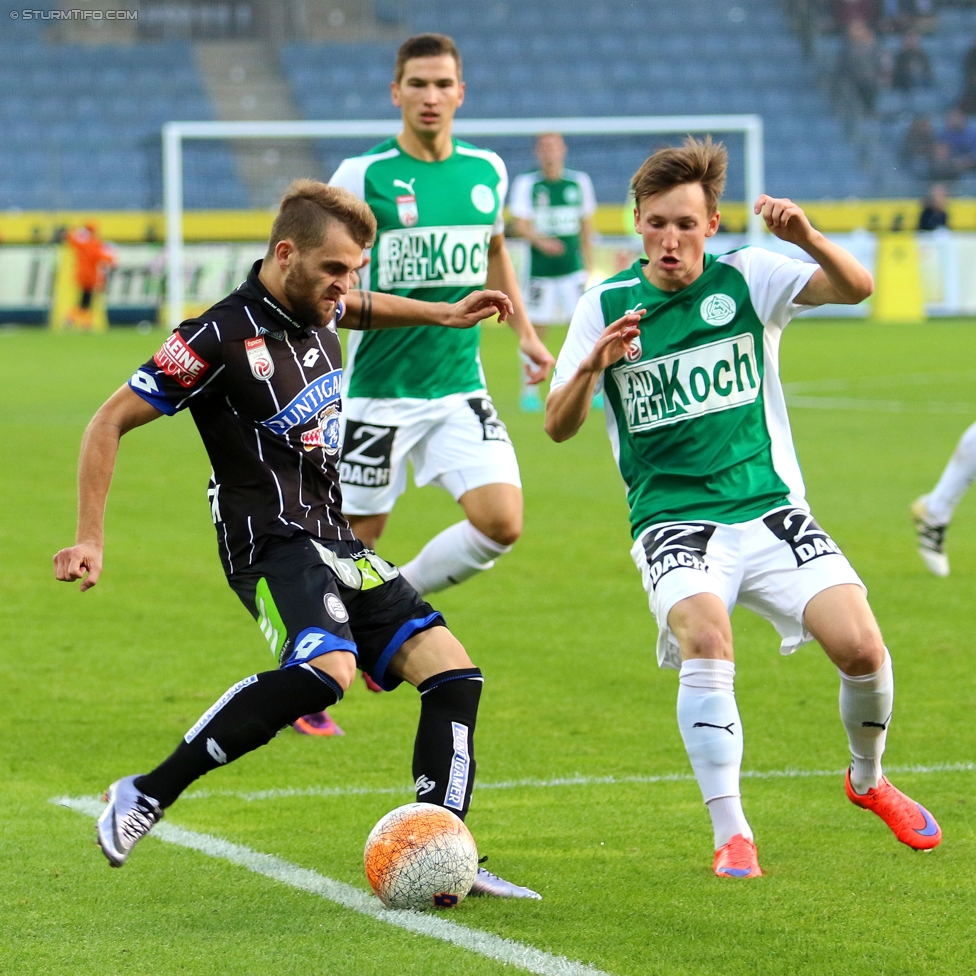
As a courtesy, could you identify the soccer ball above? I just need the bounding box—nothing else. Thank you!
[364,802,478,910]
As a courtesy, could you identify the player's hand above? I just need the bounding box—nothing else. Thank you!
[754,194,816,246]
[443,289,515,328]
[519,332,556,385]
[53,542,103,591]
[534,237,566,256]
[579,310,644,374]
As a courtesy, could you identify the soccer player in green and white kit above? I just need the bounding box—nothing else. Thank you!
[546,138,942,878]
[509,132,596,412]
[329,33,553,599]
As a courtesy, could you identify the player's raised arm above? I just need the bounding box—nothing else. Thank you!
[486,234,555,384]
[545,310,643,442]
[341,288,514,331]
[53,386,161,590]
[754,194,874,306]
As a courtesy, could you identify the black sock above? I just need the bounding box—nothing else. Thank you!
[412,668,483,821]
[136,665,342,808]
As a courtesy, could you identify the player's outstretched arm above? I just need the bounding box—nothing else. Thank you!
[754,194,874,306]
[544,311,643,442]
[340,289,514,331]
[53,386,162,591]
[486,234,555,384]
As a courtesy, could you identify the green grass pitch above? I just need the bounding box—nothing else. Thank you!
[2,319,975,975]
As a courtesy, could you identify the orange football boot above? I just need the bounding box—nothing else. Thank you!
[292,710,344,736]
[845,769,942,850]
[713,833,762,878]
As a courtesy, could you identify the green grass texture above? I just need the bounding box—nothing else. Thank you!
[1,320,975,975]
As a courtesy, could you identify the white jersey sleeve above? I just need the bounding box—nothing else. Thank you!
[508,172,534,220]
[718,246,817,331]
[550,286,610,394]
[328,156,368,200]
[492,154,509,236]
[578,171,597,218]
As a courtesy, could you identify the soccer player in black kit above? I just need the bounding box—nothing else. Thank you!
[54,179,541,899]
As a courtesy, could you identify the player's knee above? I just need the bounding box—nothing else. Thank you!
[683,626,734,662]
[835,626,886,676]
[473,511,522,547]
[308,650,358,691]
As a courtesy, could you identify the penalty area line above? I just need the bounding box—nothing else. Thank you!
[177,760,976,803]
[53,796,613,976]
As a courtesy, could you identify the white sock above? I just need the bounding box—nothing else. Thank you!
[518,349,538,397]
[839,649,893,794]
[677,658,752,848]
[927,421,976,524]
[399,520,512,596]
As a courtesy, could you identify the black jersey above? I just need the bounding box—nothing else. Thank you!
[129,261,356,575]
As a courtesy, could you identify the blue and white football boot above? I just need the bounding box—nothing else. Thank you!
[96,774,163,867]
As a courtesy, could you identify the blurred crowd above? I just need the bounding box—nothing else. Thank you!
[822,1,976,184]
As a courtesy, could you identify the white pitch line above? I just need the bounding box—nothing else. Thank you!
[54,796,611,976]
[177,761,976,804]
[786,396,975,414]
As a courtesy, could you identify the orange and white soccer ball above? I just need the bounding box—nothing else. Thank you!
[364,802,478,910]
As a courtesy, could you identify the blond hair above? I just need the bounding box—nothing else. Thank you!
[267,179,376,256]
[631,136,728,214]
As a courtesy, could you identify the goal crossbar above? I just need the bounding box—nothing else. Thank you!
[162,115,764,329]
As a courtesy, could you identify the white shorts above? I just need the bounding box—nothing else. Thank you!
[526,270,589,325]
[630,506,865,670]
[339,392,522,515]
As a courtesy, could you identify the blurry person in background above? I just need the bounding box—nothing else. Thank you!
[901,115,936,177]
[917,183,949,231]
[509,133,596,411]
[836,19,890,115]
[66,222,117,330]
[935,109,976,176]
[892,30,932,92]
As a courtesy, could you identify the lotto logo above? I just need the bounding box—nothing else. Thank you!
[154,333,209,388]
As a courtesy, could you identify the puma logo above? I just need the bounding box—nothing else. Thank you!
[693,721,736,734]
[861,711,891,730]
[393,178,416,195]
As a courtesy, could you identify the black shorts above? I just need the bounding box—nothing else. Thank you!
[227,535,445,691]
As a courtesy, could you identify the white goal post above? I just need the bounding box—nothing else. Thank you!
[162,115,764,330]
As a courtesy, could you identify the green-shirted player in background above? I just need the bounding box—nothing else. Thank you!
[509,133,596,412]
[329,34,552,604]
[546,138,942,878]
[322,34,552,899]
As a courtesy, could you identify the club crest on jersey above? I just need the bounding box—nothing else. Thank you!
[394,178,419,227]
[300,403,341,455]
[700,293,737,327]
[471,183,496,214]
[625,334,642,363]
[245,336,274,380]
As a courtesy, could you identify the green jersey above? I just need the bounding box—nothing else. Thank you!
[509,168,596,278]
[550,247,817,539]
[329,137,507,400]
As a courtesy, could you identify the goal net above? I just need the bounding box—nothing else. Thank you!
[162,115,765,330]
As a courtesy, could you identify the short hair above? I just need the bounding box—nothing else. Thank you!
[631,136,728,214]
[267,179,376,256]
[394,33,462,83]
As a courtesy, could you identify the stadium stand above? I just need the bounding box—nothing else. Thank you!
[807,1,976,196]
[6,0,976,210]
[0,0,247,212]
[281,0,872,202]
